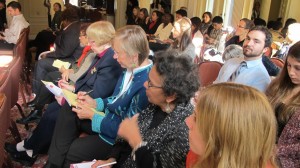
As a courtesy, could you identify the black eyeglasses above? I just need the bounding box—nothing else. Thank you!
[147,79,162,89]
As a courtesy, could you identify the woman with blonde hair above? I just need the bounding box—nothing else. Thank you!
[166,17,196,59]
[186,83,277,168]
[266,41,300,167]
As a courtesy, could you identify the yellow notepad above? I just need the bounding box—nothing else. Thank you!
[52,59,71,69]
[62,89,104,116]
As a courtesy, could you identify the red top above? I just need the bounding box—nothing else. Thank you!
[77,46,91,67]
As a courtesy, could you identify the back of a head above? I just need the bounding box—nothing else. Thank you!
[114,25,149,65]
[86,21,115,46]
[283,18,297,29]
[176,9,187,17]
[272,21,283,31]
[7,1,21,11]
[191,17,201,30]
[288,23,300,41]
[154,49,199,104]
[61,4,80,22]
[212,16,223,24]
[254,18,266,26]
[222,44,244,61]
[195,83,277,168]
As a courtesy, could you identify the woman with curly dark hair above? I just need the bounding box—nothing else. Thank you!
[92,49,200,168]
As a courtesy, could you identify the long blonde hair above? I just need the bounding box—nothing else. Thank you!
[194,83,277,168]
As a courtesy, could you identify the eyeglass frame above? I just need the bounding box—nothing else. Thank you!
[147,79,163,89]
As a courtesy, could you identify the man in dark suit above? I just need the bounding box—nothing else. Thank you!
[32,5,83,99]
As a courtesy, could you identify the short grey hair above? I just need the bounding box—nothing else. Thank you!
[222,44,244,61]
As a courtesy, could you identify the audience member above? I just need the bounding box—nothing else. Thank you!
[266,41,300,167]
[146,10,162,35]
[0,0,7,31]
[175,9,187,21]
[275,23,300,60]
[269,20,284,43]
[31,5,82,104]
[215,26,272,92]
[222,44,244,62]
[126,0,139,25]
[186,83,277,168]
[92,49,199,168]
[204,16,223,50]
[199,11,212,35]
[191,17,204,59]
[168,17,196,59]
[281,18,296,38]
[126,6,139,25]
[16,23,92,125]
[5,21,123,166]
[47,25,153,167]
[0,1,29,50]
[254,17,267,26]
[137,8,149,33]
[225,18,254,47]
[148,13,173,52]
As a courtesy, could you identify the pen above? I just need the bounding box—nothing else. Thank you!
[75,90,93,101]
[83,90,93,96]
[96,161,117,168]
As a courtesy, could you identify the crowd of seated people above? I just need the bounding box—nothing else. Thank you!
[2,2,300,167]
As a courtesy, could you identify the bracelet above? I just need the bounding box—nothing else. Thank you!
[131,141,147,161]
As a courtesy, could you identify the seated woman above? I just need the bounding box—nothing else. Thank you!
[186,83,277,168]
[148,13,173,52]
[4,21,122,166]
[191,17,204,61]
[266,41,300,167]
[46,25,153,167]
[146,10,162,35]
[92,49,199,168]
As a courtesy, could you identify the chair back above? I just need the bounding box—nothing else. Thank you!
[270,57,284,68]
[0,94,9,166]
[198,61,223,87]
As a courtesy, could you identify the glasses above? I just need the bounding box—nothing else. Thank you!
[147,79,162,89]
[237,24,246,29]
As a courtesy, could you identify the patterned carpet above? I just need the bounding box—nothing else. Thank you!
[5,87,48,168]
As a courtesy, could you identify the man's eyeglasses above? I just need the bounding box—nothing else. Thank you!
[237,24,246,29]
[147,79,162,89]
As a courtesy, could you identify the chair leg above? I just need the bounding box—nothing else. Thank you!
[15,103,29,130]
[9,119,21,143]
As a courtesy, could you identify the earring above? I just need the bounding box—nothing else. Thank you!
[165,102,171,113]
[132,62,136,68]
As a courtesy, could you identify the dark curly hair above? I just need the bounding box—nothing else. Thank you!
[154,49,200,104]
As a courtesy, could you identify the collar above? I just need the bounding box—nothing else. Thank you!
[63,21,78,30]
[127,59,153,75]
[244,57,262,68]
[97,48,109,58]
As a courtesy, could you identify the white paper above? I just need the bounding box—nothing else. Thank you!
[70,161,95,168]
[41,80,63,97]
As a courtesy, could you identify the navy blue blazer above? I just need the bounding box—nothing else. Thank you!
[75,48,123,99]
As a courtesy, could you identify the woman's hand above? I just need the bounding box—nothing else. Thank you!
[91,158,116,168]
[118,114,142,148]
[77,91,97,108]
[163,38,174,44]
[72,103,95,120]
[59,65,67,73]
[58,80,74,92]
